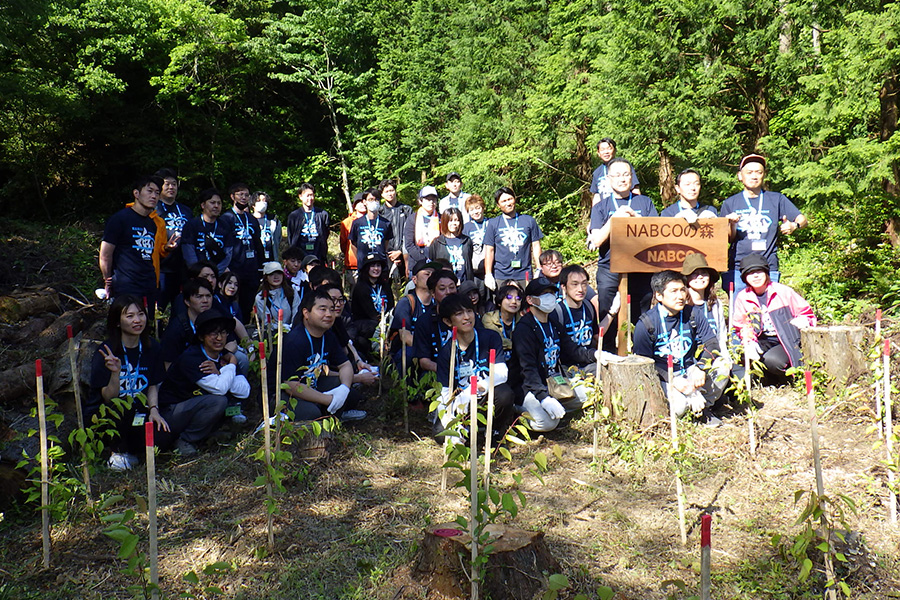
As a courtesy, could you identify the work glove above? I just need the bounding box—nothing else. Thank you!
[596,350,625,366]
[484,273,497,291]
[609,292,621,316]
[540,396,566,420]
[327,384,350,414]
[744,341,762,362]
[790,316,811,330]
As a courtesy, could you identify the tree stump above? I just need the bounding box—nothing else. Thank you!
[801,326,868,385]
[0,288,60,323]
[600,355,667,428]
[415,523,560,600]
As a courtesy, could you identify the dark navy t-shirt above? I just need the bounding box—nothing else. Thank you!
[220,207,262,279]
[181,216,235,272]
[349,215,394,258]
[102,207,159,295]
[281,325,349,390]
[88,338,164,417]
[436,327,504,392]
[483,212,543,280]
[720,191,801,271]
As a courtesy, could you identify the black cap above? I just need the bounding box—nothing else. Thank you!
[524,276,558,297]
[739,253,771,282]
[446,172,462,182]
[193,309,235,340]
[359,253,388,272]
[300,255,321,269]
[412,259,443,275]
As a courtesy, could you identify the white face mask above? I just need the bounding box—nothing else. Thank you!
[534,293,557,313]
[366,200,379,213]
[255,201,268,214]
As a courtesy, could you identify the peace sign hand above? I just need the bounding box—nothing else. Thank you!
[99,344,121,373]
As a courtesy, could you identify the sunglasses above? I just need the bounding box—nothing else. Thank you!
[505,294,522,301]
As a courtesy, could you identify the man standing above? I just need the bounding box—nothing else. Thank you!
[378,178,412,280]
[349,188,393,259]
[220,182,263,317]
[252,191,281,263]
[587,158,658,338]
[154,168,192,311]
[633,270,728,426]
[589,138,640,206]
[181,189,234,275]
[99,175,172,310]
[483,187,543,290]
[287,182,330,262]
[661,169,718,221]
[721,154,807,294]
[439,172,471,222]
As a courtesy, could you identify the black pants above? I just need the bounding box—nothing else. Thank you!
[595,266,652,352]
[758,335,791,383]
[289,375,361,421]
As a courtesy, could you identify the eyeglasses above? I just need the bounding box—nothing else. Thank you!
[541,260,562,267]
[505,295,522,301]
[331,297,346,304]
[205,330,228,338]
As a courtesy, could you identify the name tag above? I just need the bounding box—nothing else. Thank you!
[511,260,521,269]
[751,240,766,252]
[225,405,241,417]
[246,250,255,258]
[132,413,146,427]
[305,243,315,251]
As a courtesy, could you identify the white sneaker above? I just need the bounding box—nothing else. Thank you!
[108,453,133,471]
[340,409,367,422]
[231,413,248,425]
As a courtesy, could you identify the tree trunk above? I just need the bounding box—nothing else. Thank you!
[751,79,771,147]
[658,144,676,205]
[879,68,899,194]
[415,523,560,600]
[35,310,83,351]
[600,355,668,428]
[800,326,869,388]
[575,121,594,215]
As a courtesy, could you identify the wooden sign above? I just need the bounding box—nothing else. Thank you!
[609,217,729,273]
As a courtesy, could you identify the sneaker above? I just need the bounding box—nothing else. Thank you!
[123,453,140,468]
[176,439,198,456]
[231,413,248,425]
[340,409,367,422]
[108,452,133,471]
[702,410,722,428]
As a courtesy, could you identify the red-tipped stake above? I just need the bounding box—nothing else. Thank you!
[468,375,480,600]
[483,349,496,490]
[275,310,285,453]
[626,294,632,352]
[592,327,605,463]
[876,308,884,438]
[885,340,897,524]
[728,282,735,335]
[67,325,92,503]
[402,318,409,434]
[145,421,159,599]
[35,360,50,568]
[441,327,459,492]
[667,354,687,546]
[806,370,839,596]
[259,342,275,549]
[700,514,711,600]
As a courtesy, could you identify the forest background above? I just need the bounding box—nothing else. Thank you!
[3,0,900,320]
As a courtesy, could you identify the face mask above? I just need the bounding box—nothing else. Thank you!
[255,201,267,214]
[366,200,379,213]
[535,293,557,313]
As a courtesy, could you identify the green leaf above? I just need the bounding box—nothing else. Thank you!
[501,493,517,517]
[533,451,548,471]
[597,586,615,600]
[799,558,813,582]
[183,570,200,585]
[117,534,139,559]
[547,573,569,590]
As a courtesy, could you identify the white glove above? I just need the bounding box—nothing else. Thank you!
[540,396,566,420]
[484,273,497,291]
[790,316,811,330]
[687,390,706,414]
[596,350,625,366]
[327,384,350,414]
[744,341,762,362]
[608,292,621,316]
[698,209,717,219]
[712,356,733,379]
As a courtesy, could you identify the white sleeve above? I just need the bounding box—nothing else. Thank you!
[230,374,251,399]
[196,363,236,395]
[492,363,509,386]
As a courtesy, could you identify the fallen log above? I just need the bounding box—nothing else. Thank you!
[600,355,668,427]
[0,362,39,405]
[415,523,560,600]
[36,310,83,351]
[0,289,60,323]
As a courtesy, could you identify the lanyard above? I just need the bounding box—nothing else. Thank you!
[535,319,557,368]
[563,302,585,337]
[200,345,221,363]
[742,191,765,214]
[501,316,516,339]
[159,202,185,223]
[365,216,380,238]
[501,213,519,233]
[121,341,142,373]
[305,328,325,362]
[658,305,687,376]
[611,192,633,212]
[203,219,218,238]
[454,328,486,387]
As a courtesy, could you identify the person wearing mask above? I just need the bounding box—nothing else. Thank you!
[252,191,282,263]
[378,178,412,280]
[220,183,263,317]
[349,188,394,259]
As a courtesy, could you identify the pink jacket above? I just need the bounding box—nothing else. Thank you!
[733,281,816,367]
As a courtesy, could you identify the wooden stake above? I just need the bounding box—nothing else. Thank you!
[275,309,284,454]
[884,339,896,525]
[378,305,385,398]
[700,514,711,600]
[483,349,495,491]
[616,274,629,356]
[745,341,756,457]
[441,327,458,493]
[728,282,734,335]
[876,308,884,439]
[67,325,92,504]
[806,371,825,499]
[625,294,632,353]
[145,422,159,599]
[402,319,409,434]
[668,355,687,547]
[259,342,275,549]
[592,328,604,464]
[36,359,50,568]
[468,376,480,600]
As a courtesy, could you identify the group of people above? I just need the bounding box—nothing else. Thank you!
[92,146,817,469]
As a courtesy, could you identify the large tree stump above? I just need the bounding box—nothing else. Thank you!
[801,326,868,385]
[0,288,60,323]
[415,523,560,600]
[600,355,668,428]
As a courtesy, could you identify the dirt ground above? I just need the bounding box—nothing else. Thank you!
[2,375,899,600]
